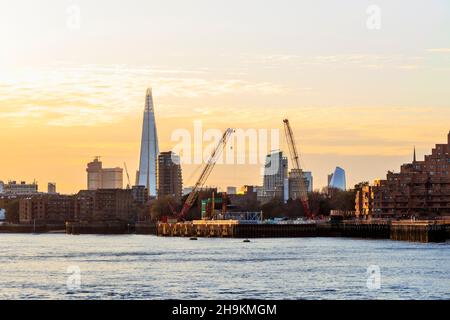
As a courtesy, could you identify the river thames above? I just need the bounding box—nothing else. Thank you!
[0,234,449,300]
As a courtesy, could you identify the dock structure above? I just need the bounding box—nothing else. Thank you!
[390,221,449,243]
[156,219,450,243]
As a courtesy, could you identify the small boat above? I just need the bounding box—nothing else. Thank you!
[243,239,251,243]
[189,237,198,241]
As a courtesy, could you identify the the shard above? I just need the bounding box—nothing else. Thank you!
[136,88,159,197]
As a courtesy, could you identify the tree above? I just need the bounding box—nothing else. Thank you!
[329,189,355,211]
[149,195,178,221]
[308,191,331,216]
[285,198,305,218]
[261,197,285,219]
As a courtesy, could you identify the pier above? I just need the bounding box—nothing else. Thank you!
[156,219,450,243]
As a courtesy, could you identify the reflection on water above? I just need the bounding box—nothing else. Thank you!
[0,234,449,300]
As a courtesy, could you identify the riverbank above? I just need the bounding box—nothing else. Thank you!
[1,220,449,243]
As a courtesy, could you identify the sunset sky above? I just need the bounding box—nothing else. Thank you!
[1,0,450,194]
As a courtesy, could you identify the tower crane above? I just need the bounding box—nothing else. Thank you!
[169,128,234,221]
[283,119,312,218]
[124,162,131,189]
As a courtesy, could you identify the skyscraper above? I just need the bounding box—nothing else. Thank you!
[136,88,159,197]
[329,166,346,191]
[157,151,183,203]
[260,150,288,203]
[289,170,313,199]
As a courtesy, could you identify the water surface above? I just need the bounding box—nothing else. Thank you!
[0,234,449,299]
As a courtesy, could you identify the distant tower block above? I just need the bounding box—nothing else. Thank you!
[48,182,57,194]
[137,88,159,197]
[329,166,346,191]
[86,158,123,190]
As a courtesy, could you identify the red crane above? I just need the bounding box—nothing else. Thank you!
[283,119,312,219]
[175,128,234,221]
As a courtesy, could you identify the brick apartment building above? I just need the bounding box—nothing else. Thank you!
[19,189,137,224]
[157,151,183,203]
[357,131,450,218]
[19,195,75,224]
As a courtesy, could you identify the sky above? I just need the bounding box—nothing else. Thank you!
[1,0,449,194]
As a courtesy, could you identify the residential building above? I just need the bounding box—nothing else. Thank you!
[86,157,123,190]
[372,132,450,217]
[355,181,380,219]
[91,189,135,222]
[3,181,38,195]
[157,151,183,202]
[19,194,76,224]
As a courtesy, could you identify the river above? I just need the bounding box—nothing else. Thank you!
[0,234,449,299]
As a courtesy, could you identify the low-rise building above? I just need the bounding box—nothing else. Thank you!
[92,189,135,222]
[3,181,38,195]
[19,196,47,224]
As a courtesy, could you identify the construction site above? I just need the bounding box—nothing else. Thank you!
[149,120,450,243]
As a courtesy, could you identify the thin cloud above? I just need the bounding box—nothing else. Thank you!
[427,48,450,53]
[0,64,287,127]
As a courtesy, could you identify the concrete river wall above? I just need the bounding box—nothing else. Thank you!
[156,220,450,243]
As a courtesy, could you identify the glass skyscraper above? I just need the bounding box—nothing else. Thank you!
[329,166,346,191]
[261,151,288,203]
[137,88,159,197]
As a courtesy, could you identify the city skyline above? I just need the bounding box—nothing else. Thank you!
[1,0,450,193]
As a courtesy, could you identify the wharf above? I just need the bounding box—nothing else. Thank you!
[157,219,450,243]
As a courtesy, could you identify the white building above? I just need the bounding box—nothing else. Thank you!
[3,181,38,195]
[86,158,123,190]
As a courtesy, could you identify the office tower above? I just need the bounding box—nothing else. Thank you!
[303,171,313,192]
[327,173,334,186]
[261,150,288,203]
[157,151,183,202]
[329,167,346,191]
[137,88,159,197]
[0,181,4,194]
[289,169,313,199]
[86,158,123,190]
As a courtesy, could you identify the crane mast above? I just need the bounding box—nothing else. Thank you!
[123,162,131,189]
[283,119,311,218]
[177,128,234,220]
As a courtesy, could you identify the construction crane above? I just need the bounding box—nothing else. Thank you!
[175,128,234,221]
[283,119,312,218]
[124,162,131,189]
